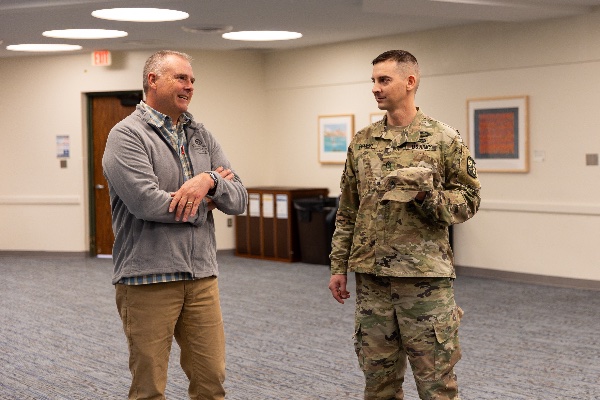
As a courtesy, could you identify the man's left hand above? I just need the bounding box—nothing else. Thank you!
[169,167,233,222]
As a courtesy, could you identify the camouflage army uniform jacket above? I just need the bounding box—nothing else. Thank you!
[330,109,481,278]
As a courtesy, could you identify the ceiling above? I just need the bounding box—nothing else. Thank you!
[1,0,600,58]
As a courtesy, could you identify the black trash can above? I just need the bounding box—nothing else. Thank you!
[293,196,339,265]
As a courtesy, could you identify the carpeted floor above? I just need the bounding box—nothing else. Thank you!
[1,251,599,399]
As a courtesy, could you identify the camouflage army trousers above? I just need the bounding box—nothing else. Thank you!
[354,273,463,400]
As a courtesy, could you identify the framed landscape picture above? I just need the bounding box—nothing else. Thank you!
[370,112,385,124]
[467,96,529,173]
[318,114,354,164]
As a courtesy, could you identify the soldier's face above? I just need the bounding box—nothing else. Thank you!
[371,60,411,111]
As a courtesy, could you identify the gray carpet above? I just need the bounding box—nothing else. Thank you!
[1,251,599,399]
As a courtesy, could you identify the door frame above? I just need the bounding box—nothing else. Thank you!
[86,90,143,256]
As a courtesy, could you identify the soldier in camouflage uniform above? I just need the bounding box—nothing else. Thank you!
[328,50,481,400]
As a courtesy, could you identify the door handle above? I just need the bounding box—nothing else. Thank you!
[95,184,105,189]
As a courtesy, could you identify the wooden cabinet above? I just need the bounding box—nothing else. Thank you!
[235,187,329,262]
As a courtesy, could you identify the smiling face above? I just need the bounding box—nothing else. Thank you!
[146,54,195,122]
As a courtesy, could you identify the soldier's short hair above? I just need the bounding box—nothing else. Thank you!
[372,50,420,92]
[143,50,193,94]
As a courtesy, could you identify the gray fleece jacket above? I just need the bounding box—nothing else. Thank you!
[102,104,247,284]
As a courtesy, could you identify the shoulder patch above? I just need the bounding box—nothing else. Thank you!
[467,156,478,179]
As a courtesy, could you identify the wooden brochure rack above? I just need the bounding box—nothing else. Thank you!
[235,187,329,262]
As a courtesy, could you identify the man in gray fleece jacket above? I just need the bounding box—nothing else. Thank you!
[102,50,247,400]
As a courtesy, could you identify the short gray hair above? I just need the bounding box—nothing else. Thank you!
[142,50,193,94]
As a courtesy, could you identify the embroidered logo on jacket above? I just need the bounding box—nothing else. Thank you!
[190,137,208,154]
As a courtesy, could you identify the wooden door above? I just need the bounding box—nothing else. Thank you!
[89,92,142,255]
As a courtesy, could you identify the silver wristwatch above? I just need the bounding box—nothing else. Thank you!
[206,171,218,196]
[206,171,219,196]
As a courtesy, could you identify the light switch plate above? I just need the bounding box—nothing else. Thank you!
[586,154,599,166]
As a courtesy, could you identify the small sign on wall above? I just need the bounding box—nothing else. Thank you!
[56,135,70,158]
[92,50,111,66]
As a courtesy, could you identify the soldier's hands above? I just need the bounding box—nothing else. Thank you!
[329,274,350,304]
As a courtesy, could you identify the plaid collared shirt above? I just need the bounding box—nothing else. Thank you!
[119,272,194,285]
[119,102,195,285]
[142,101,194,181]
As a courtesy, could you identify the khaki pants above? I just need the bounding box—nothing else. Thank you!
[354,274,462,400]
[116,277,225,400]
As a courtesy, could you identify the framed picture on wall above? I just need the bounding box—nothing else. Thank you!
[318,114,354,164]
[467,96,529,173]
[370,112,385,124]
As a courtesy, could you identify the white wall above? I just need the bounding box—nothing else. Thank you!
[0,49,267,251]
[263,12,600,281]
[1,10,599,282]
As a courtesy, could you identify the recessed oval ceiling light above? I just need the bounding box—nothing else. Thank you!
[92,8,189,22]
[43,29,128,39]
[182,25,233,35]
[222,31,302,41]
[6,44,82,52]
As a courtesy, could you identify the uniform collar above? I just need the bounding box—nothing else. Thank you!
[372,108,424,147]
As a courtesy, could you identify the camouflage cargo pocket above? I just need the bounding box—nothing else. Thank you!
[353,323,365,370]
[432,306,463,379]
